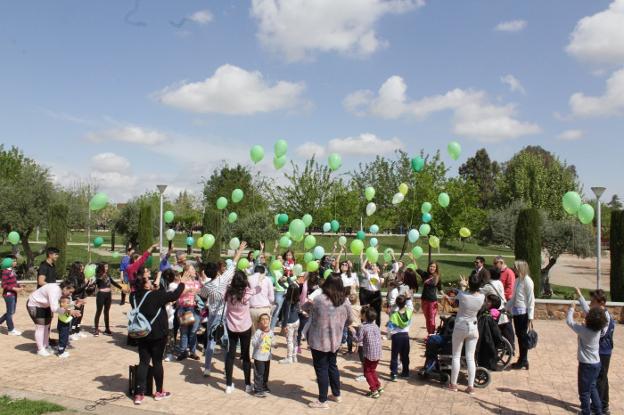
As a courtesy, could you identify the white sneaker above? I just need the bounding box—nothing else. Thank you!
[37,349,51,357]
[279,358,292,364]
[8,329,22,336]
[70,334,81,341]
[46,346,54,354]
[245,385,254,394]
[203,368,211,377]
[225,384,235,394]
[164,354,174,362]
[355,375,367,382]
[57,351,70,358]
[79,332,89,338]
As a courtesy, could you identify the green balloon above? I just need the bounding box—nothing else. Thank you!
[421,202,432,214]
[164,210,175,224]
[459,227,471,238]
[270,259,282,272]
[216,197,228,210]
[356,230,366,241]
[438,192,450,208]
[350,239,364,255]
[562,191,582,215]
[1,257,13,270]
[93,236,104,248]
[302,214,313,227]
[429,235,440,249]
[412,246,424,258]
[250,145,265,164]
[406,263,417,270]
[7,231,19,245]
[289,219,306,241]
[307,261,319,272]
[447,141,462,161]
[277,213,289,226]
[228,212,238,223]
[411,156,425,172]
[279,235,291,248]
[323,269,332,279]
[274,139,288,158]
[274,214,280,226]
[304,252,314,264]
[273,155,287,170]
[419,224,431,236]
[330,220,339,233]
[366,247,379,263]
[232,189,244,203]
[112,251,120,259]
[203,234,215,249]
[238,258,250,271]
[145,256,154,268]
[84,264,97,278]
[383,253,392,263]
[304,234,317,250]
[328,153,342,171]
[364,186,375,201]
[89,192,108,211]
[578,203,595,225]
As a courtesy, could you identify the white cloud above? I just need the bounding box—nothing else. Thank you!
[91,152,131,173]
[500,74,526,94]
[557,129,584,141]
[495,20,527,32]
[189,10,213,24]
[296,142,326,158]
[157,64,307,115]
[569,68,624,117]
[328,133,403,155]
[566,0,624,66]
[250,0,424,62]
[344,76,540,142]
[86,125,168,145]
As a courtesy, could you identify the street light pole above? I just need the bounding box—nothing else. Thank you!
[157,185,168,259]
[591,186,606,290]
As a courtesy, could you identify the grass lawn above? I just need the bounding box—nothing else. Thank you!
[0,395,65,415]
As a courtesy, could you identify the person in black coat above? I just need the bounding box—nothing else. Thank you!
[66,261,90,337]
[476,309,505,371]
[132,266,184,405]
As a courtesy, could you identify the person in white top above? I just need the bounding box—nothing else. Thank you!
[359,254,384,327]
[335,247,359,295]
[444,274,485,394]
[506,260,535,370]
[27,281,82,356]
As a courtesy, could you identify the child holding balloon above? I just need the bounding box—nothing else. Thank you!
[359,254,383,327]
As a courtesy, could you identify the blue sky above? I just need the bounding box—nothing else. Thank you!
[1,0,623,202]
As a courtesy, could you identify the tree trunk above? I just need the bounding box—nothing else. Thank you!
[21,227,35,268]
[111,228,116,252]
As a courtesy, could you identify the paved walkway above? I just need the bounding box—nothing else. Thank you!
[549,254,611,291]
[1,294,622,415]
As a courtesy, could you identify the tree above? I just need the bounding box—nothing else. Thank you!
[114,201,140,248]
[173,191,202,231]
[202,207,223,262]
[227,210,280,251]
[480,201,526,247]
[514,208,542,297]
[459,148,501,209]
[608,194,622,210]
[138,202,154,251]
[47,203,69,278]
[0,146,54,267]
[610,210,624,301]
[498,146,579,219]
[203,164,268,217]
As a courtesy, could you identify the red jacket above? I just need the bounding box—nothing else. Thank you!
[499,267,515,301]
[127,250,151,292]
[2,268,19,297]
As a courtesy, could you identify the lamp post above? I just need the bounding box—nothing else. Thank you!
[591,186,606,290]
[157,185,168,259]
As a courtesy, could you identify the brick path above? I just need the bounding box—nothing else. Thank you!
[0,294,622,415]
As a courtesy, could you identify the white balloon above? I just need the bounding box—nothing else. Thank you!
[165,229,176,241]
[366,202,377,216]
[392,192,405,205]
[408,229,420,243]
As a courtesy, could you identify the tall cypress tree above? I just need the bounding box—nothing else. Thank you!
[514,208,542,297]
[203,207,222,263]
[138,203,154,252]
[48,203,68,278]
[610,210,624,301]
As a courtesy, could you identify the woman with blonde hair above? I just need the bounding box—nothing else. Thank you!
[506,260,535,370]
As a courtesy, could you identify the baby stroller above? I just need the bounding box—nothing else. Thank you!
[418,314,510,388]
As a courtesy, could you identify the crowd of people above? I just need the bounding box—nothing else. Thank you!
[0,242,616,414]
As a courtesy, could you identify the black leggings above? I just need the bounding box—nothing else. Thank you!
[360,289,382,327]
[94,291,112,331]
[137,337,167,395]
[513,313,529,364]
[225,328,251,386]
[72,304,84,334]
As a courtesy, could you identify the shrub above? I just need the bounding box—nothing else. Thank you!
[514,208,542,297]
[610,210,624,301]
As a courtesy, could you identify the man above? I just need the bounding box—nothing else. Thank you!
[119,246,135,305]
[37,247,59,288]
[494,256,515,301]
[471,256,491,284]
[248,265,275,333]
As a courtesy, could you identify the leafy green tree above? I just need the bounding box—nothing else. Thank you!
[610,210,624,301]
[173,191,202,231]
[203,164,268,216]
[608,194,622,210]
[202,207,223,262]
[480,201,526,248]
[47,203,68,277]
[459,148,501,209]
[514,208,542,297]
[113,200,140,248]
[226,210,279,251]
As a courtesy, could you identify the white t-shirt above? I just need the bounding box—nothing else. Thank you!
[308,287,323,302]
[341,272,359,289]
[28,284,62,313]
[361,269,381,292]
[456,291,485,323]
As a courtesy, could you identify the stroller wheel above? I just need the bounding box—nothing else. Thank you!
[474,367,491,388]
[439,372,450,385]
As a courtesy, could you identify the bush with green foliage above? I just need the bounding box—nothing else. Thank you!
[47,203,68,277]
[610,210,624,301]
[514,208,542,297]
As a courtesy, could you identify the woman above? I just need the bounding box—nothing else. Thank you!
[416,262,441,335]
[93,262,125,336]
[224,270,254,394]
[132,266,184,405]
[176,264,202,361]
[335,247,359,296]
[447,274,484,394]
[66,261,88,340]
[306,275,352,409]
[359,255,383,327]
[27,280,81,356]
[507,260,535,370]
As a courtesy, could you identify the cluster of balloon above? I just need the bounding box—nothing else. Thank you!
[89,192,108,211]
[328,153,342,171]
[562,191,595,225]
[274,139,288,170]
[93,236,104,248]
[250,145,265,164]
[447,141,462,161]
[7,231,19,245]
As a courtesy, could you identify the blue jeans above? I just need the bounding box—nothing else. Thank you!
[177,308,200,354]
[270,291,285,332]
[0,296,16,331]
[57,321,71,354]
[204,312,229,370]
[578,362,602,415]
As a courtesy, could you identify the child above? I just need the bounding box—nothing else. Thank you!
[279,281,300,364]
[251,314,273,397]
[1,255,23,335]
[388,295,413,381]
[164,269,180,362]
[57,296,74,358]
[576,288,615,415]
[566,301,608,415]
[485,294,502,322]
[352,307,383,398]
